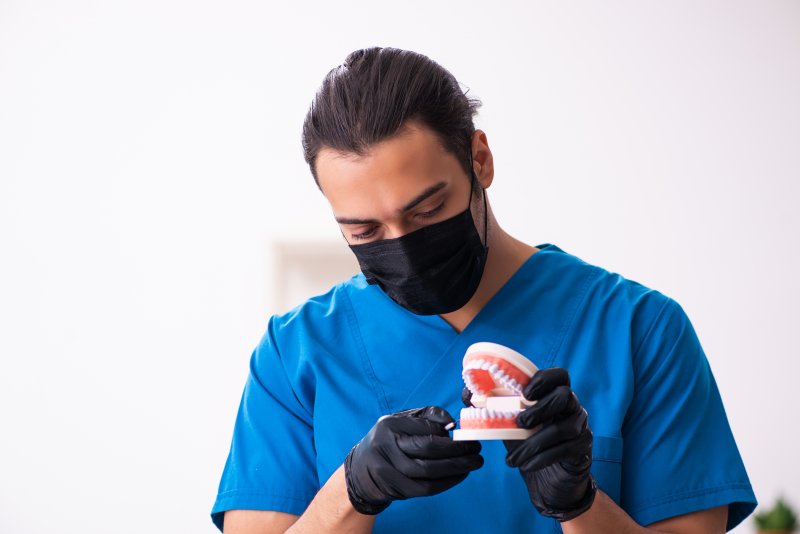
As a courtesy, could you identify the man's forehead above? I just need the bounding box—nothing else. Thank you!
[316,125,452,197]
[322,169,453,224]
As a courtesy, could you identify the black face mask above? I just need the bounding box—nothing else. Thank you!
[347,165,489,315]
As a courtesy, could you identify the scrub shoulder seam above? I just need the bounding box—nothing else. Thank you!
[631,294,673,360]
[545,265,602,368]
[341,284,390,413]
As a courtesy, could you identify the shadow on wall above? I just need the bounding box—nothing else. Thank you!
[271,241,361,314]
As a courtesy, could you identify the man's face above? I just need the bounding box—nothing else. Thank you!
[316,120,479,245]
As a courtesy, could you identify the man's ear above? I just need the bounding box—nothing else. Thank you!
[471,129,494,190]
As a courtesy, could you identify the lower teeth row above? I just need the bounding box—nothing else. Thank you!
[461,407,520,419]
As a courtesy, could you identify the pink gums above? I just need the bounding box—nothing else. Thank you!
[460,415,518,429]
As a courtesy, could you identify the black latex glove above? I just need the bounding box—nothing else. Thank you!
[344,406,484,515]
[503,368,597,522]
[460,370,596,521]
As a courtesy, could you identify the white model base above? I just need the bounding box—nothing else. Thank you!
[452,427,535,441]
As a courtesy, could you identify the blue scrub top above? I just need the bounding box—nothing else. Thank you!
[211,243,756,532]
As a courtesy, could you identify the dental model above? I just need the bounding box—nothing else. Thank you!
[452,342,539,441]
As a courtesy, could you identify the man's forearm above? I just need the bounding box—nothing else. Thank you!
[561,490,727,534]
[286,464,376,534]
[561,490,651,534]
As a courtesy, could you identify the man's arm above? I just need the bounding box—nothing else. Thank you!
[223,465,375,534]
[498,363,739,534]
[223,510,298,534]
[222,406,482,534]
[224,475,728,534]
[562,490,728,534]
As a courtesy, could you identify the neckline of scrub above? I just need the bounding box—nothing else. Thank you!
[417,242,564,337]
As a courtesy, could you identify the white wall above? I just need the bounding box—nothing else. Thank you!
[1,1,797,532]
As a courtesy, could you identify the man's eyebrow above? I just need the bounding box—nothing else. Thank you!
[335,181,448,225]
[335,215,378,225]
[399,181,447,213]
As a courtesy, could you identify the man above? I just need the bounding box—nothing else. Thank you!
[211,47,756,533]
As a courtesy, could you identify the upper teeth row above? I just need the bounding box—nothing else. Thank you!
[461,407,519,419]
[462,359,524,394]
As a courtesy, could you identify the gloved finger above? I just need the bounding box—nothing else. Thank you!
[518,429,593,473]
[390,451,485,479]
[378,470,417,501]
[414,406,457,430]
[397,406,456,431]
[506,409,588,467]
[503,438,522,454]
[383,408,454,438]
[516,386,579,428]
[462,387,473,407]
[522,367,570,402]
[396,433,481,459]
[406,472,470,497]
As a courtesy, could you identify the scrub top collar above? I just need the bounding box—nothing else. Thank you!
[357,242,563,337]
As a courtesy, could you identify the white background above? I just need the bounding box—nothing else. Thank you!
[1,1,798,532]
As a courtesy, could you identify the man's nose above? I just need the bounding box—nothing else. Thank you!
[380,221,420,240]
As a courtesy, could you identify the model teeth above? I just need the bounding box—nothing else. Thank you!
[460,407,519,419]
[463,358,525,395]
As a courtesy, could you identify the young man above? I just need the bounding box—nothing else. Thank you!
[211,47,756,533]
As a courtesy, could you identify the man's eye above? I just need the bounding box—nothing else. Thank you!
[351,227,378,241]
[417,202,445,218]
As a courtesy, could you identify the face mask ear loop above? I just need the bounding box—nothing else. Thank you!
[482,175,488,250]
[469,150,489,250]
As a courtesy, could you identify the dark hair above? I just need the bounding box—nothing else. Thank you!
[301,47,482,191]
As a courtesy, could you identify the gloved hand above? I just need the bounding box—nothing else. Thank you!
[504,368,597,522]
[461,368,596,521]
[344,406,484,515]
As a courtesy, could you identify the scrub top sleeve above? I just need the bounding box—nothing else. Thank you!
[620,297,756,531]
[210,316,319,532]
